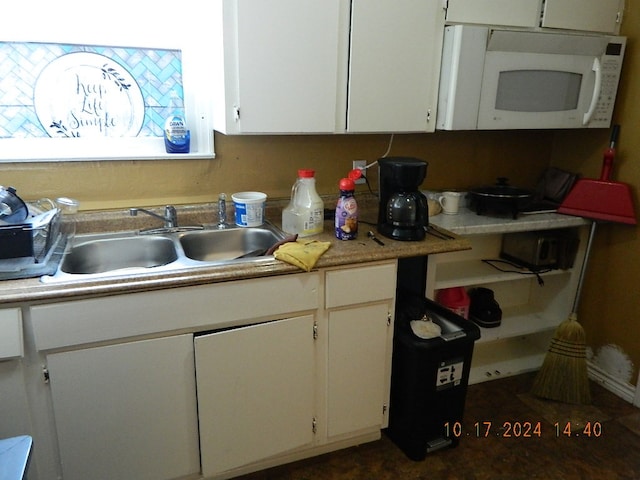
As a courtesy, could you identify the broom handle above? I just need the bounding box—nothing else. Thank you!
[572,221,598,313]
[600,124,619,181]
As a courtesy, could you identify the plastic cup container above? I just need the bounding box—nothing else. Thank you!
[232,192,266,227]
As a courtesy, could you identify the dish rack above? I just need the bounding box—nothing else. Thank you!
[0,209,64,279]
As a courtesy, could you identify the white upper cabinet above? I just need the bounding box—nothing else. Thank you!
[446,0,624,34]
[347,0,445,133]
[541,0,624,34]
[212,0,445,134]
[445,0,541,28]
[212,0,346,134]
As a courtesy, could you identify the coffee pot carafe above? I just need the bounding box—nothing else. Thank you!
[386,191,428,228]
[377,157,429,241]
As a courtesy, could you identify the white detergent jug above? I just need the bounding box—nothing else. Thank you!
[282,169,324,237]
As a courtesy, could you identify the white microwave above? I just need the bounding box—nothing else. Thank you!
[437,25,626,130]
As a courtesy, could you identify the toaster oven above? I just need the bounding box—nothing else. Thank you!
[500,230,579,270]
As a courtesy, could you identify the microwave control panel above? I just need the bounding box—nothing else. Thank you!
[591,41,625,127]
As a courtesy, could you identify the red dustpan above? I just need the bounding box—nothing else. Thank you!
[558,125,637,225]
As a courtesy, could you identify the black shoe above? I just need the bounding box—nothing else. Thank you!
[468,288,502,328]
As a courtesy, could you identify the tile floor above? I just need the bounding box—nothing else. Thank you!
[238,372,640,480]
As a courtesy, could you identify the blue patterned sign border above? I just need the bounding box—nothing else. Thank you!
[0,42,184,139]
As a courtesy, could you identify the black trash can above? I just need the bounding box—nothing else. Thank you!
[386,294,480,461]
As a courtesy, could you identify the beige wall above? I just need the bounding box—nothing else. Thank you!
[1,8,637,383]
[2,130,552,211]
[551,5,640,384]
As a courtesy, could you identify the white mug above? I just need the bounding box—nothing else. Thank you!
[438,191,465,215]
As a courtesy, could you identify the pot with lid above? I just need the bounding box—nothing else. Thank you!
[469,178,533,219]
[0,186,28,224]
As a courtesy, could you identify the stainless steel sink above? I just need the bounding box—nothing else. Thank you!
[179,227,284,262]
[60,236,178,274]
[42,222,288,283]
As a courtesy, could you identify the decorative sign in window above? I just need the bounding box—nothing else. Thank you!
[0,40,213,162]
[1,42,183,140]
[1,0,214,162]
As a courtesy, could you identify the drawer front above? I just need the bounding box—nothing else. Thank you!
[0,308,23,359]
[325,261,396,308]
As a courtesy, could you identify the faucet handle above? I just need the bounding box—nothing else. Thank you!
[217,193,227,229]
[164,205,178,228]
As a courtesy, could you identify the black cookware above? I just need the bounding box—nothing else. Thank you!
[469,178,534,219]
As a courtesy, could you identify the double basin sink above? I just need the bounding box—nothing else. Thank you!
[42,222,288,283]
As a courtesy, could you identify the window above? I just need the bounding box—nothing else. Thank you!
[1,0,215,162]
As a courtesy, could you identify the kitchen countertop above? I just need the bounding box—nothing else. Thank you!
[0,200,470,306]
[430,207,591,235]
[1,201,589,306]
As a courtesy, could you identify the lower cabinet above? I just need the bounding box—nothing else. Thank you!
[325,262,396,439]
[46,334,200,480]
[29,261,397,480]
[194,315,316,478]
[327,304,391,438]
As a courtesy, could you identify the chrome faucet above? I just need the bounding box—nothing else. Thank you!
[217,193,228,229]
[129,205,179,228]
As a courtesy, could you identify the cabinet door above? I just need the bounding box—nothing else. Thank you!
[327,303,392,437]
[347,0,445,132]
[542,0,623,34]
[47,335,199,480]
[222,0,344,133]
[195,315,315,477]
[445,0,541,27]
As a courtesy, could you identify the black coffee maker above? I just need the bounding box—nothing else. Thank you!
[377,157,429,241]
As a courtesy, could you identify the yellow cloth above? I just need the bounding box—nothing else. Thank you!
[274,239,331,272]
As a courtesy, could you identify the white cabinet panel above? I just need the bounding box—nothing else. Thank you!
[325,261,396,308]
[47,335,199,480]
[327,304,391,437]
[446,0,624,34]
[446,0,541,28]
[542,0,623,34]
[31,273,319,351]
[0,308,22,359]
[213,0,446,134]
[213,0,345,134]
[348,0,445,132]
[195,315,315,477]
[0,361,31,439]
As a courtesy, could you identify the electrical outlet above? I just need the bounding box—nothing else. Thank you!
[352,160,367,185]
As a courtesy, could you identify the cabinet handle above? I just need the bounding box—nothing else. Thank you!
[313,321,318,340]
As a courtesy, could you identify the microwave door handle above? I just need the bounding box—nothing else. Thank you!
[583,57,602,125]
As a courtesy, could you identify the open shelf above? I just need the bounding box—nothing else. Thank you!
[426,212,590,385]
[474,305,560,344]
[434,259,570,290]
[469,333,552,384]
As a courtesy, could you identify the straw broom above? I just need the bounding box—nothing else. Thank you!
[531,221,598,405]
